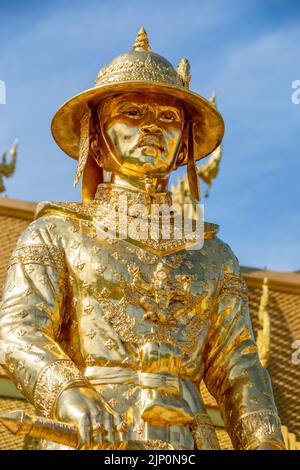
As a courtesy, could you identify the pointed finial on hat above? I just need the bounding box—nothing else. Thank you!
[177,58,191,89]
[133,27,151,51]
[210,90,217,107]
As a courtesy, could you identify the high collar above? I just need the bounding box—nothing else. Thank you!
[35,187,219,255]
[94,183,173,212]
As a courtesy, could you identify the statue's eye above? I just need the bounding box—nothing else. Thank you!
[159,111,176,122]
[124,108,142,118]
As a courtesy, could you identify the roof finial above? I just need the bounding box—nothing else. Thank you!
[133,27,151,51]
[256,276,270,368]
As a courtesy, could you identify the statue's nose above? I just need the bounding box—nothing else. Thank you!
[141,124,162,134]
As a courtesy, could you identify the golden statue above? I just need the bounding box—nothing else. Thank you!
[0,28,285,450]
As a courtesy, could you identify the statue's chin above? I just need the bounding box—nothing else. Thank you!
[139,161,170,175]
[140,145,161,157]
[141,162,156,172]
[112,149,171,178]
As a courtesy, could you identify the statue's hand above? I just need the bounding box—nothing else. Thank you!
[54,386,112,449]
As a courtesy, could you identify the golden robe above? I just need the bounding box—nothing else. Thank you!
[0,185,285,450]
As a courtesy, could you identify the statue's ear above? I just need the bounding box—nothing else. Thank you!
[175,143,187,168]
[174,124,188,169]
[94,105,122,173]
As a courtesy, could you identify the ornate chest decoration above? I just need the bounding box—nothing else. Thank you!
[95,253,209,355]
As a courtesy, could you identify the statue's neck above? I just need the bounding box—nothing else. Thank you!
[111,172,170,197]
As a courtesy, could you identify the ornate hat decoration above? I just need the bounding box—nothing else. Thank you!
[51,28,224,200]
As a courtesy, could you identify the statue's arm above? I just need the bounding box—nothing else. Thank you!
[0,217,88,419]
[203,241,285,450]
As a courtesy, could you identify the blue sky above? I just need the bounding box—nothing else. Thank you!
[0,0,300,271]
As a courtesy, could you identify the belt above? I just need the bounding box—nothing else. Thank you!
[85,366,180,393]
[84,366,194,425]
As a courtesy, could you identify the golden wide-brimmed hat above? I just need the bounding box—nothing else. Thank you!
[51,28,224,170]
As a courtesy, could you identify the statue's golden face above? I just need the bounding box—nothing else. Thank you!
[98,92,184,177]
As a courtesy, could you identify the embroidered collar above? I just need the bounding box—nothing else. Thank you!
[94,183,173,214]
[35,185,219,255]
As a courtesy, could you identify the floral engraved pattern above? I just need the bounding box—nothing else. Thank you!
[96,260,207,354]
[95,55,183,88]
[232,410,284,450]
[9,244,66,278]
[221,273,248,301]
[33,360,88,418]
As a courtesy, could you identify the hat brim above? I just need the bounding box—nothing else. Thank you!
[51,81,224,165]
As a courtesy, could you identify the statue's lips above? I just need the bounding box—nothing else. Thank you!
[136,136,165,151]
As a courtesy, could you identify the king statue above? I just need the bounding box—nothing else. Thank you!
[0,29,285,450]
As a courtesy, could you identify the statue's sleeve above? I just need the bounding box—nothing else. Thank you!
[0,217,88,418]
[202,241,285,450]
